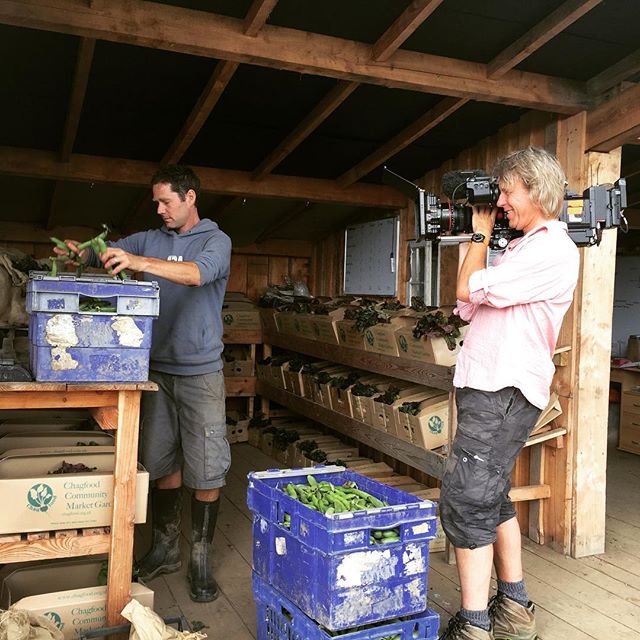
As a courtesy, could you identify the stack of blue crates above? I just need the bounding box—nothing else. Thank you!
[247,465,440,640]
[26,272,160,382]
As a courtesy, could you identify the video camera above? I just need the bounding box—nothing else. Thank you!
[382,166,628,249]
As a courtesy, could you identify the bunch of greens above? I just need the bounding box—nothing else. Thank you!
[412,310,467,350]
[329,372,360,390]
[375,385,401,405]
[273,428,300,452]
[398,401,421,416]
[351,382,379,397]
[344,303,390,334]
[379,300,405,311]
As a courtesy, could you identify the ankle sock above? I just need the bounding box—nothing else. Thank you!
[459,608,491,631]
[497,579,530,608]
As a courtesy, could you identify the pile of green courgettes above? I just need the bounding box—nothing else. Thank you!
[281,475,401,544]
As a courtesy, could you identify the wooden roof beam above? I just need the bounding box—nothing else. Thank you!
[126,0,276,229]
[487,0,602,79]
[587,48,640,96]
[586,83,640,151]
[0,146,405,209]
[338,96,468,187]
[371,0,444,62]
[244,0,278,36]
[252,80,358,181]
[47,36,95,229]
[0,0,590,113]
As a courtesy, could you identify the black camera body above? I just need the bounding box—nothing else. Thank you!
[382,166,627,249]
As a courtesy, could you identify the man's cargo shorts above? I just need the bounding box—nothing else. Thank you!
[439,386,541,549]
[140,370,230,490]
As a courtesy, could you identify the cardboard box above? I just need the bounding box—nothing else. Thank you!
[0,558,153,640]
[291,436,343,467]
[335,320,367,350]
[0,431,114,454]
[395,323,468,366]
[401,392,449,449]
[226,411,250,443]
[222,345,253,377]
[381,386,428,435]
[314,367,354,410]
[276,312,315,339]
[531,392,562,433]
[300,361,333,401]
[0,448,148,534]
[307,308,345,344]
[350,376,391,422]
[221,301,261,331]
[363,317,415,357]
[258,308,279,335]
[0,419,92,437]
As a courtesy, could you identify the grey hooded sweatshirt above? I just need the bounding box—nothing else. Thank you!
[93,219,231,375]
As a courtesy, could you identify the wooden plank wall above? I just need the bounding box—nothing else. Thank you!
[0,222,312,303]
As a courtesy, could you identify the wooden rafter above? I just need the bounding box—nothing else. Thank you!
[0,146,405,209]
[126,0,277,230]
[244,0,278,37]
[338,97,468,187]
[372,0,444,62]
[0,0,590,113]
[255,201,312,243]
[587,48,640,96]
[252,80,359,181]
[47,36,95,229]
[586,83,640,151]
[487,0,602,79]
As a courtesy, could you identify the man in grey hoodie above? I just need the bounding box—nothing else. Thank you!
[58,165,232,603]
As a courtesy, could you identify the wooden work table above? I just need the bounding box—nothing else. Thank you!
[0,381,156,626]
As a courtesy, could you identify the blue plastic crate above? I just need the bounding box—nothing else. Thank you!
[26,272,160,316]
[248,466,437,630]
[253,572,439,640]
[26,273,159,382]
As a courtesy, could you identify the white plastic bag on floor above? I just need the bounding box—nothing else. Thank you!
[120,599,206,640]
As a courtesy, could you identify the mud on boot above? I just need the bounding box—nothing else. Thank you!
[489,593,537,640]
[189,496,220,603]
[137,487,183,583]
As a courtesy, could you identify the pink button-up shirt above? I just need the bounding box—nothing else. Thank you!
[453,220,579,409]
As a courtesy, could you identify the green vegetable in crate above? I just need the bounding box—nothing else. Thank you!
[329,371,360,390]
[398,401,421,416]
[412,310,467,350]
[351,382,379,397]
[375,385,402,405]
[273,428,299,451]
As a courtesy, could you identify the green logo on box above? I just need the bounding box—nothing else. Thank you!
[428,416,444,434]
[27,483,56,512]
[43,612,64,630]
[365,330,374,346]
[398,335,408,352]
[223,314,234,325]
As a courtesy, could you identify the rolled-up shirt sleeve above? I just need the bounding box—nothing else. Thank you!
[468,231,579,309]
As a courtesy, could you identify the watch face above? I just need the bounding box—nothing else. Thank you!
[471,233,486,243]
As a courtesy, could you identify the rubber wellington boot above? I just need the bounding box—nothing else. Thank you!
[189,496,220,603]
[137,487,183,583]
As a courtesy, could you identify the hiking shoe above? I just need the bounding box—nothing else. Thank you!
[440,612,494,639]
[489,592,537,640]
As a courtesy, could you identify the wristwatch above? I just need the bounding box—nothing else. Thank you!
[471,232,488,244]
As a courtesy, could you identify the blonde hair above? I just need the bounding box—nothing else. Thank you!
[493,147,566,218]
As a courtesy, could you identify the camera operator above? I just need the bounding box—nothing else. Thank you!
[439,147,579,640]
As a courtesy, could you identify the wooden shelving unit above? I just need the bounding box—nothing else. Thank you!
[0,381,155,627]
[257,380,447,478]
[223,326,262,417]
[260,329,456,479]
[262,330,454,392]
